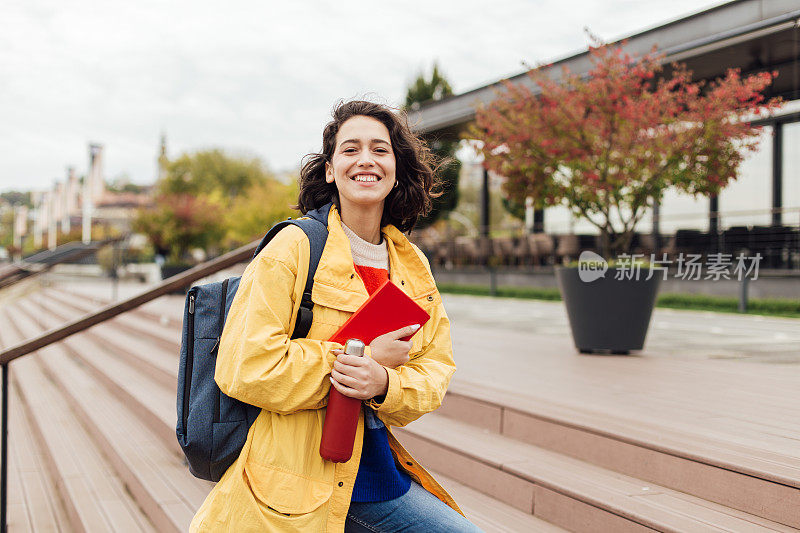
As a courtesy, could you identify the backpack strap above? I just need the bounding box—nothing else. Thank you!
[215,278,230,350]
[288,217,328,339]
[251,205,331,340]
[249,203,332,261]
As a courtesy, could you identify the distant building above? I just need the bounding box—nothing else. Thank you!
[21,141,155,250]
[410,0,800,263]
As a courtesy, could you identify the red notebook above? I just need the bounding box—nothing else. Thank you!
[329,279,431,345]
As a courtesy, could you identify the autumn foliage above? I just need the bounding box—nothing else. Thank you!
[470,39,782,258]
[133,193,223,263]
[133,149,295,264]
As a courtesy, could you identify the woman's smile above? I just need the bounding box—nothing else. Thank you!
[352,171,382,185]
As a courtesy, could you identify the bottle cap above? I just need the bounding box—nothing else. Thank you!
[344,339,365,357]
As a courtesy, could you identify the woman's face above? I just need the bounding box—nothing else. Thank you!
[325,115,397,214]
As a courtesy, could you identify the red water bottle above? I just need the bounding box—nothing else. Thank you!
[320,339,365,462]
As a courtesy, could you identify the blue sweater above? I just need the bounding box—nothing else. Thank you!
[351,408,411,502]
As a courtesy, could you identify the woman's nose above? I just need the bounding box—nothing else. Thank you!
[357,151,375,167]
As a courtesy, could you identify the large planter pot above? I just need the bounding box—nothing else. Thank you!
[555,266,661,354]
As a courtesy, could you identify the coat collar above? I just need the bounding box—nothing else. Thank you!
[311,203,436,312]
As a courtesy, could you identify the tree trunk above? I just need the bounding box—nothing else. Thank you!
[599,230,612,260]
[597,230,638,261]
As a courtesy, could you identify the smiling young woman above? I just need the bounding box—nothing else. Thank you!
[190,100,483,532]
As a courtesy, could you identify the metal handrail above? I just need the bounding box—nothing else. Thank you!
[0,234,263,532]
[0,236,126,290]
[0,236,260,365]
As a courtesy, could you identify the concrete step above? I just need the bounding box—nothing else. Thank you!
[433,472,568,532]
[395,413,798,532]
[14,298,179,455]
[4,306,157,533]
[2,352,72,532]
[49,286,184,331]
[7,301,213,532]
[44,287,180,351]
[32,293,177,390]
[436,381,800,529]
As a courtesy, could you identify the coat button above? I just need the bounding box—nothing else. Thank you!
[338,482,344,487]
[350,274,354,279]
[401,280,405,285]
[427,295,434,301]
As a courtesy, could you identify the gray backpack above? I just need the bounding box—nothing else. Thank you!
[176,203,330,481]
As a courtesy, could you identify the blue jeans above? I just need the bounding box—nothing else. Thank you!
[345,480,484,532]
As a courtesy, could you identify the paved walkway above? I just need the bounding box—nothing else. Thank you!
[445,293,800,364]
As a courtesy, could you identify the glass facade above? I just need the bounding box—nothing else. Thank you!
[783,122,800,226]
[717,127,773,228]
[657,189,709,233]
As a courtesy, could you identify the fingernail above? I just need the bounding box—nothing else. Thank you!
[410,324,420,331]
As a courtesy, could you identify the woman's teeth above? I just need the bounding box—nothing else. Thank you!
[354,175,379,182]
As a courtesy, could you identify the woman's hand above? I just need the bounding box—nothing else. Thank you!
[368,324,421,369]
[330,352,389,400]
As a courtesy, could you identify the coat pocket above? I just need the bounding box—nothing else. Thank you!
[244,460,334,515]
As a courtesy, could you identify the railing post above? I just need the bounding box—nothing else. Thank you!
[481,168,490,238]
[111,241,119,302]
[488,264,497,297]
[1,362,8,533]
[738,275,749,313]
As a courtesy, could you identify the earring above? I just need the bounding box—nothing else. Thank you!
[393,180,399,189]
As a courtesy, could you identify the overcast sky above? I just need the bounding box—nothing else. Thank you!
[1,0,725,193]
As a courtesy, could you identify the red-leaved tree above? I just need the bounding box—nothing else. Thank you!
[469,39,782,259]
[133,194,223,263]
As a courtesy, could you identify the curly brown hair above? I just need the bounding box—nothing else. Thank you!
[296,100,442,233]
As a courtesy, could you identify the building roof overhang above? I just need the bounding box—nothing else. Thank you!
[409,0,800,139]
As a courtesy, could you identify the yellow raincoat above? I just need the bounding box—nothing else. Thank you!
[190,204,461,532]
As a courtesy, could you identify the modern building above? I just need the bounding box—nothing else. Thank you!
[409,0,800,267]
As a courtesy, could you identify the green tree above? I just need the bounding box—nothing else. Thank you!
[107,174,148,194]
[405,63,453,108]
[135,149,286,262]
[501,196,525,221]
[0,208,14,249]
[404,63,461,230]
[1,191,32,208]
[158,149,271,202]
[224,180,297,247]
